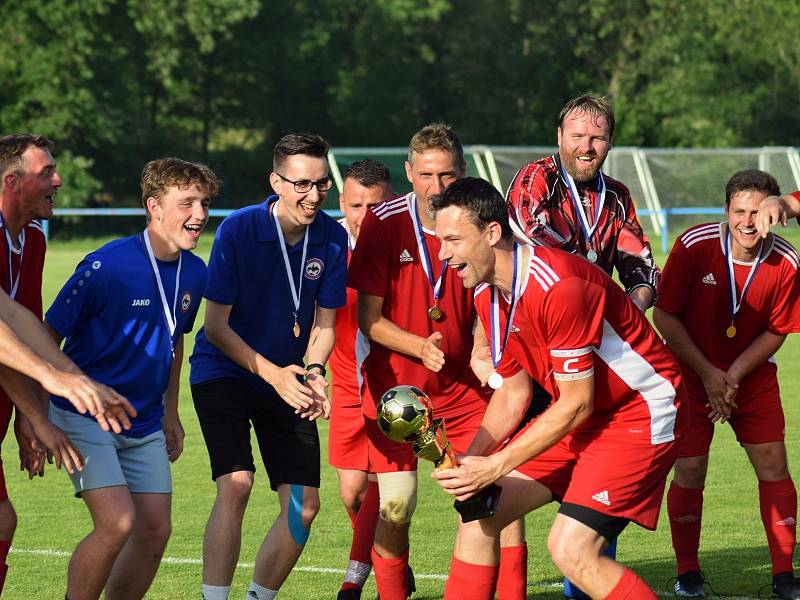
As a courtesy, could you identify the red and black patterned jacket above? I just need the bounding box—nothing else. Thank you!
[506,154,660,302]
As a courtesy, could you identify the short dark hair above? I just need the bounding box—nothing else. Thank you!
[273,133,330,171]
[408,122,466,174]
[0,134,55,192]
[431,177,513,240]
[558,93,615,140]
[344,159,391,188]
[725,169,780,205]
[141,158,220,220]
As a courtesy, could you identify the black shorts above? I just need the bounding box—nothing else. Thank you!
[191,377,320,490]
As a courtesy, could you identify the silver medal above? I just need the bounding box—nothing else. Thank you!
[586,248,598,263]
[487,372,504,390]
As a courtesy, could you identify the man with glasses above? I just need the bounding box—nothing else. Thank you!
[191,133,347,600]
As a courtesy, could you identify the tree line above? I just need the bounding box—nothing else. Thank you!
[2,0,798,209]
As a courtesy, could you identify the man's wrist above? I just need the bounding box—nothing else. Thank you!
[306,362,326,377]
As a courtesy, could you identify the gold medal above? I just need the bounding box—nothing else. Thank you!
[726,324,736,338]
[427,304,443,321]
[293,314,300,338]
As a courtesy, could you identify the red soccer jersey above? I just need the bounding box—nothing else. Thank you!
[329,224,360,406]
[348,193,489,419]
[0,217,46,436]
[506,154,659,296]
[656,222,800,382]
[475,245,682,445]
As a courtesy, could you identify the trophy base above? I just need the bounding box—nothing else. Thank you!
[454,483,502,523]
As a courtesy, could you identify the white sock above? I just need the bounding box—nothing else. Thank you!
[344,559,372,587]
[246,581,278,600]
[202,584,231,600]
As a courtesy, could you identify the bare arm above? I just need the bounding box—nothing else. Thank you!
[162,336,185,462]
[463,369,532,457]
[628,285,654,313]
[203,299,314,412]
[727,330,785,387]
[0,365,83,474]
[756,193,800,238]
[470,319,492,386]
[434,374,594,500]
[303,306,337,420]
[653,307,737,420]
[357,292,444,372]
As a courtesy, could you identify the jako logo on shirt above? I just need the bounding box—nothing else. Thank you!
[180,291,192,313]
[304,258,324,280]
[131,298,150,306]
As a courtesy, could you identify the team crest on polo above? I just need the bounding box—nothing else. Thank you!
[304,258,324,280]
[180,291,192,313]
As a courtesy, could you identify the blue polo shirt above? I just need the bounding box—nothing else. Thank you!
[190,195,347,394]
[46,233,207,437]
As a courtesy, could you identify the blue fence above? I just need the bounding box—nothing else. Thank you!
[43,206,726,255]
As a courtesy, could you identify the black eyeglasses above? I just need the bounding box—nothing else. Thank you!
[275,172,334,193]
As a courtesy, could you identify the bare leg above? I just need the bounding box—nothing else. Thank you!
[202,471,254,586]
[66,486,134,600]
[105,493,171,599]
[252,484,320,589]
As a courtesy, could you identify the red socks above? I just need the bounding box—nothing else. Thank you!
[444,556,498,600]
[496,543,527,600]
[604,567,657,599]
[667,482,703,574]
[759,477,797,575]
[371,547,409,600]
[341,480,380,592]
[0,539,9,594]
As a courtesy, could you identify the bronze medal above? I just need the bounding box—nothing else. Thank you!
[726,324,736,338]
[293,314,300,338]
[428,304,443,321]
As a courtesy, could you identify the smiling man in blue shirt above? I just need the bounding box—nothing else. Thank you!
[190,133,347,600]
[46,158,219,600]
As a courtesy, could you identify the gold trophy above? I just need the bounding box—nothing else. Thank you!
[377,385,501,522]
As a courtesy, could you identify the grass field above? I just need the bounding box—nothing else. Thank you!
[5,225,800,599]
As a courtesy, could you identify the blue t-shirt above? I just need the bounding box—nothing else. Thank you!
[190,196,347,394]
[46,233,207,437]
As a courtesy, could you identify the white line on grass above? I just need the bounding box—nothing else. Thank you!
[9,547,763,598]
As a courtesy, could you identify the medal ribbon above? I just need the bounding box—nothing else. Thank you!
[489,243,524,370]
[559,158,606,252]
[272,201,309,321]
[408,193,448,302]
[0,212,24,299]
[143,230,182,353]
[723,225,762,325]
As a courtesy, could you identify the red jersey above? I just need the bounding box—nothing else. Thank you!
[506,154,659,297]
[329,223,359,406]
[348,193,489,419]
[475,245,682,446]
[0,218,45,318]
[0,217,46,435]
[656,222,800,384]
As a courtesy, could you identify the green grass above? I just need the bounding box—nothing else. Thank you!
[5,225,800,599]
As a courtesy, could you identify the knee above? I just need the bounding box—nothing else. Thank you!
[340,488,362,515]
[216,473,253,513]
[100,511,135,547]
[377,472,418,525]
[0,501,17,539]
[674,457,708,488]
[138,515,172,548]
[301,495,321,530]
[547,530,589,580]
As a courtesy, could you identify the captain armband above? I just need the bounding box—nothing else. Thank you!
[550,346,594,381]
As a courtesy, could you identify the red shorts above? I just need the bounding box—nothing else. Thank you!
[515,423,678,530]
[678,369,784,458]
[328,400,369,471]
[0,395,11,502]
[365,405,486,474]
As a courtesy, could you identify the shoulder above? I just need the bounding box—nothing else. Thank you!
[314,210,348,240]
[769,234,799,271]
[182,250,208,272]
[218,201,265,231]
[677,222,721,250]
[370,194,410,224]
[527,248,566,293]
[509,157,552,188]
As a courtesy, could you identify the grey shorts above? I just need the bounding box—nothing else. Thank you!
[50,405,172,497]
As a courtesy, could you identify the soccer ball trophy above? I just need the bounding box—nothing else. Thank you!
[377,385,501,523]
